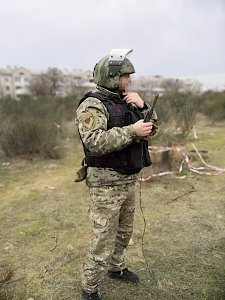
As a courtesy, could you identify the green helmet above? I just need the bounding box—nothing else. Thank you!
[93,49,135,90]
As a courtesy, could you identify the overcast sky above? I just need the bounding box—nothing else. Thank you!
[0,0,225,88]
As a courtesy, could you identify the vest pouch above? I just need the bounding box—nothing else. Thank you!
[126,140,151,171]
[113,140,151,175]
[124,108,142,126]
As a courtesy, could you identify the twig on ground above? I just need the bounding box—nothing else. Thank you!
[4,277,25,285]
[166,188,196,204]
[50,236,58,251]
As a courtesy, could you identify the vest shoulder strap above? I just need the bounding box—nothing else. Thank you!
[78,91,109,106]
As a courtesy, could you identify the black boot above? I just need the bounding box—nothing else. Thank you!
[108,268,139,284]
[81,289,101,300]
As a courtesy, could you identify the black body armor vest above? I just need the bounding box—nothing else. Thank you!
[78,91,151,175]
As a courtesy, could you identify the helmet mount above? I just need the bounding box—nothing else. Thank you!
[109,49,133,77]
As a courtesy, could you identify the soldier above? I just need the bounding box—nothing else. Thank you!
[75,49,158,300]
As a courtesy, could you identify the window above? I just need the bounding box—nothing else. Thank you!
[15,77,21,82]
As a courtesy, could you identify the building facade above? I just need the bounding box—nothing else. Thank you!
[0,66,94,100]
[0,66,33,99]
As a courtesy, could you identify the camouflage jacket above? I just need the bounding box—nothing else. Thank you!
[75,86,158,187]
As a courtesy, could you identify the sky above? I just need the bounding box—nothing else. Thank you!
[0,0,225,89]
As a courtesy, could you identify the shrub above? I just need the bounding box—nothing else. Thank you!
[199,91,225,122]
[0,92,86,158]
[137,92,198,171]
[0,117,62,158]
[139,92,198,147]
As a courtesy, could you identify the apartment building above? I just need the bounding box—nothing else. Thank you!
[59,68,94,97]
[0,66,32,99]
[0,66,94,99]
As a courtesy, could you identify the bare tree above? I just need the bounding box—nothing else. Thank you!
[28,67,63,97]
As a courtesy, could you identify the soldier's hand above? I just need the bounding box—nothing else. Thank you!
[124,92,144,108]
[132,120,153,137]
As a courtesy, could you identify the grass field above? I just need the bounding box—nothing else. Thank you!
[0,119,225,300]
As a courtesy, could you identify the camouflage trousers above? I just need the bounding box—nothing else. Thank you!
[81,182,136,293]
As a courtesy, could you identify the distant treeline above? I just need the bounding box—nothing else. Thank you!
[0,89,224,158]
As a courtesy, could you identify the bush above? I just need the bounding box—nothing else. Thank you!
[0,117,61,158]
[137,92,198,171]
[0,89,88,158]
[139,92,197,146]
[198,91,225,122]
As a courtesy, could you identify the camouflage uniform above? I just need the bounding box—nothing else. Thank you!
[76,53,158,294]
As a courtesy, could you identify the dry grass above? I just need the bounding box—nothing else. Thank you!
[0,119,225,300]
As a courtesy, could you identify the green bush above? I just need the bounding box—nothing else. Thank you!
[138,92,198,170]
[0,96,78,123]
[0,89,87,158]
[0,117,61,158]
[198,91,225,122]
[139,90,225,171]
[140,92,197,146]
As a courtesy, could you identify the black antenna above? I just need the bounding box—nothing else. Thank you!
[144,94,159,122]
